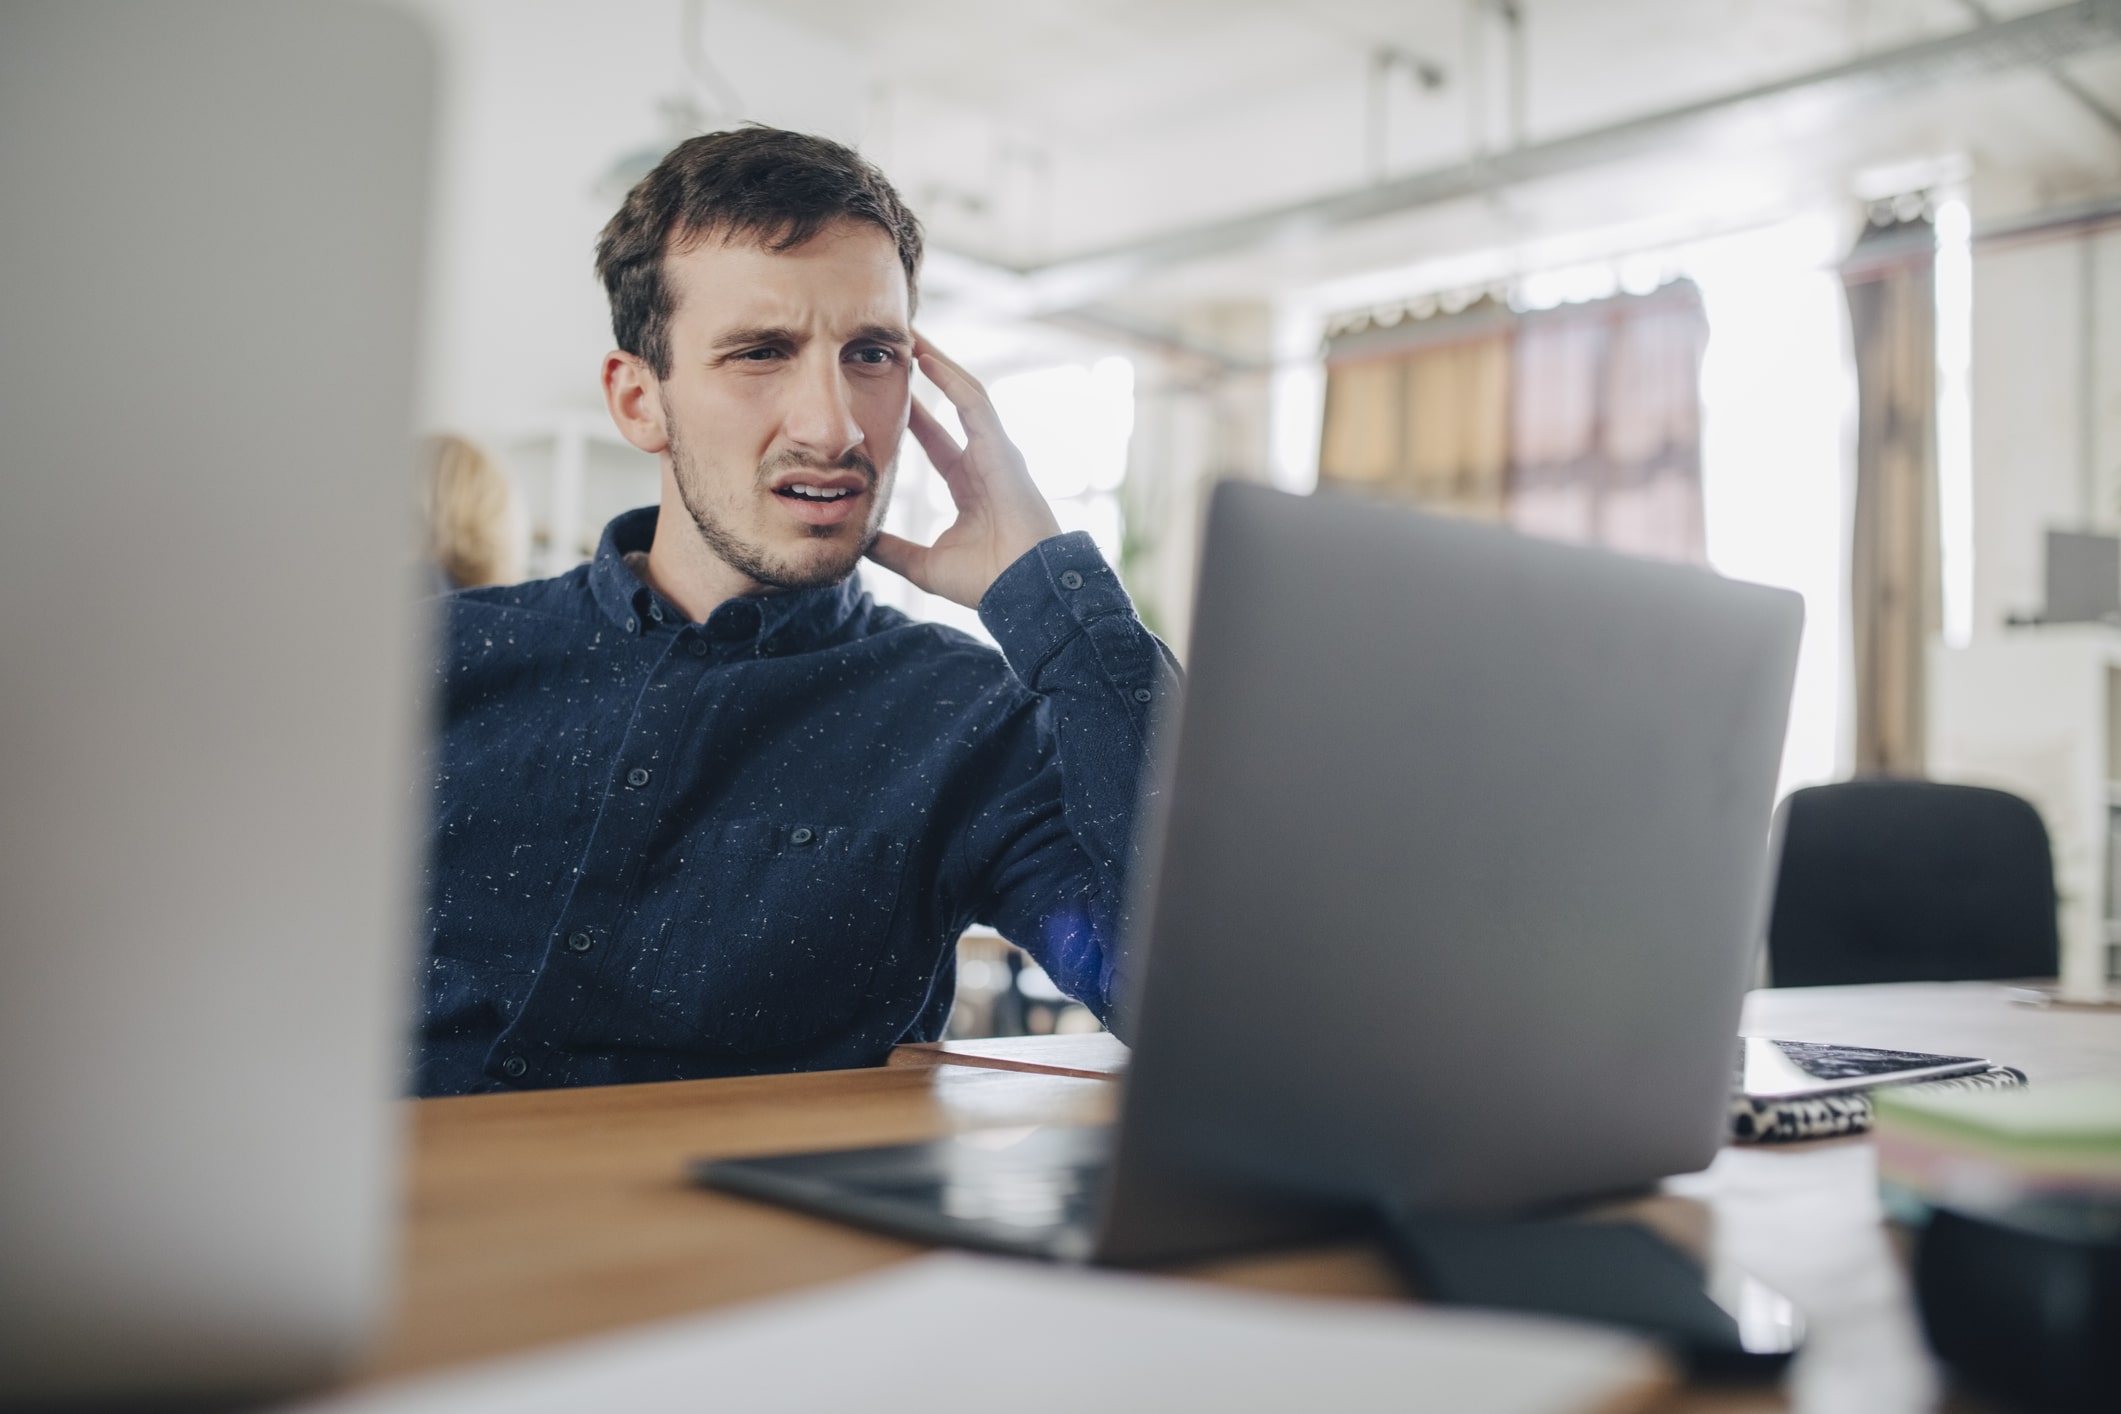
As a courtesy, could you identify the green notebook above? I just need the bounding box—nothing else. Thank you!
[1874,1079,2121,1222]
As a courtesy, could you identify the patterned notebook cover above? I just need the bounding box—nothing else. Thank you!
[1730,1065,2028,1145]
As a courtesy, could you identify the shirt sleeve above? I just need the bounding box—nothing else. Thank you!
[970,531,1180,1029]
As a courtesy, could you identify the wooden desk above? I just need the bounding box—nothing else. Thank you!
[368,983,2120,1412]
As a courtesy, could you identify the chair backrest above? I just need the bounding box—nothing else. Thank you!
[1766,780,2060,987]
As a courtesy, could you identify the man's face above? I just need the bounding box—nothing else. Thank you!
[654,220,913,592]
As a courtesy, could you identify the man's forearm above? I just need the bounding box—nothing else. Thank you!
[979,532,1180,1017]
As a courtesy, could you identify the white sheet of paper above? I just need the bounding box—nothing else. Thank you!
[295,1254,1663,1414]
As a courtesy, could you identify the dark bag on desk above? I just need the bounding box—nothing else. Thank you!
[1916,1203,2121,1414]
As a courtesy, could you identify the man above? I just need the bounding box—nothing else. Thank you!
[416,127,1176,1095]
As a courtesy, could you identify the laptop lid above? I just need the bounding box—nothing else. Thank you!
[0,2,433,1401]
[1094,484,1802,1264]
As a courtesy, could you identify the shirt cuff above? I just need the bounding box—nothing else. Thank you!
[979,532,1135,688]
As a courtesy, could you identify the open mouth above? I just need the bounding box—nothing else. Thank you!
[775,485,861,503]
[769,474,870,528]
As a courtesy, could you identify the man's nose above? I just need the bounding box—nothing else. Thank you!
[782,352,864,463]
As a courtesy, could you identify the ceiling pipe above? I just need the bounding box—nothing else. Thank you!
[926,0,2121,320]
[1951,0,2121,138]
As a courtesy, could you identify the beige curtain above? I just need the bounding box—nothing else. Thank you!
[1319,306,1512,521]
[1320,283,1707,564]
[1842,216,1938,777]
[1507,284,1708,564]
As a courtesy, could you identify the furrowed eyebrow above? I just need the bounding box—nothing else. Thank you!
[705,325,910,355]
[708,326,801,353]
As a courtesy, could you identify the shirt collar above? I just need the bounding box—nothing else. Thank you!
[587,506,870,652]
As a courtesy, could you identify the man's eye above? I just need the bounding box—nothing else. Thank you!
[738,347,784,362]
[850,347,898,366]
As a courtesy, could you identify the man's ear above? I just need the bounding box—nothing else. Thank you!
[602,351,669,455]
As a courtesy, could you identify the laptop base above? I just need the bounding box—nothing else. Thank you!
[1382,1212,1803,1380]
[696,1124,1113,1263]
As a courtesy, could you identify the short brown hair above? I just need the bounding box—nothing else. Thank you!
[595,126,923,378]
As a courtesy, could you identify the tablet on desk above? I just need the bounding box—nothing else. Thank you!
[1739,1038,1992,1100]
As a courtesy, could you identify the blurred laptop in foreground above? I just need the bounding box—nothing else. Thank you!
[0,1,433,1404]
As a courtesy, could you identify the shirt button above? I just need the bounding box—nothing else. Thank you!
[567,931,593,953]
[1133,687,1153,703]
[625,616,639,634]
[625,766,651,788]
[789,826,815,845]
[1059,570,1085,591]
[648,603,665,622]
[689,639,710,658]
[500,1056,527,1079]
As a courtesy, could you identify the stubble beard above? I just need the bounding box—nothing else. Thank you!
[665,411,890,593]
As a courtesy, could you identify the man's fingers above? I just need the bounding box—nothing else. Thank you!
[906,397,967,480]
[912,332,977,388]
[913,333,1007,443]
[864,530,930,589]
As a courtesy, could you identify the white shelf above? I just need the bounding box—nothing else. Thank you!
[1929,624,2121,997]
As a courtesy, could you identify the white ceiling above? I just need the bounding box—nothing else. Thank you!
[772,0,1914,137]
[747,0,2119,289]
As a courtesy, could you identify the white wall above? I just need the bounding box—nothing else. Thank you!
[1970,224,2121,638]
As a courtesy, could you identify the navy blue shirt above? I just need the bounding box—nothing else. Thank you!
[417,506,1175,1096]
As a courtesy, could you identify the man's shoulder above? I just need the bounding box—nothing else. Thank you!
[437,565,599,627]
[430,567,616,677]
[847,599,1038,699]
[852,599,999,663]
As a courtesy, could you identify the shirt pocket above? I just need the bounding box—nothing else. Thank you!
[647,819,911,1055]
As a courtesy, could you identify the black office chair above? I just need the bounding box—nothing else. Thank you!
[1766,779,2061,987]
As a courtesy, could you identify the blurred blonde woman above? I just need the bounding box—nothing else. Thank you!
[419,433,525,589]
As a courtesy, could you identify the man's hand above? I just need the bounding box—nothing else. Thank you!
[866,335,1064,610]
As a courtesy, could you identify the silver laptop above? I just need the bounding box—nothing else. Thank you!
[701,482,1804,1264]
[0,2,433,1403]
